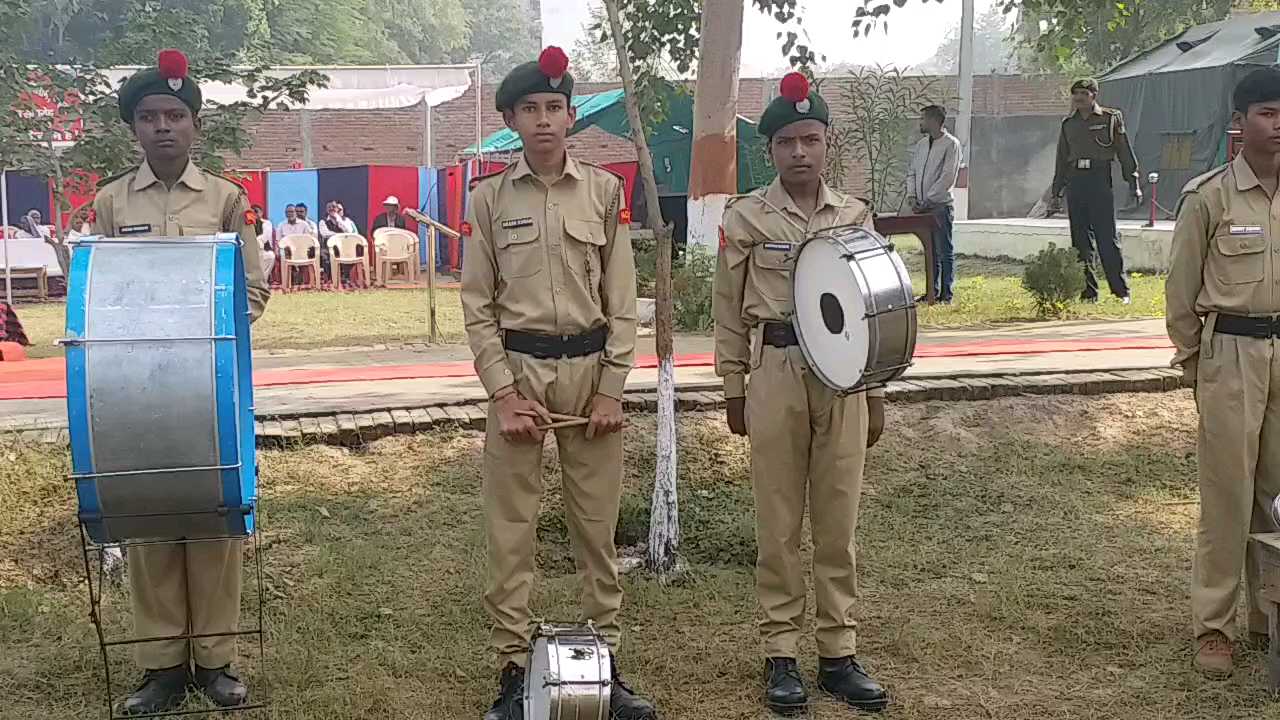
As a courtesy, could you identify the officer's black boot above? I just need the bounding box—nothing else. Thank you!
[483,662,525,720]
[817,656,889,713]
[119,665,189,715]
[609,658,657,720]
[192,665,249,707]
[763,657,807,715]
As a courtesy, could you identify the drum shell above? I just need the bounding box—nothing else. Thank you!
[525,623,610,720]
[65,235,257,544]
[792,226,917,392]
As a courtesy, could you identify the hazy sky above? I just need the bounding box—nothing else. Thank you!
[542,0,1004,77]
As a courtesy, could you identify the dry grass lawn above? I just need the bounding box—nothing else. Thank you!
[1,392,1271,719]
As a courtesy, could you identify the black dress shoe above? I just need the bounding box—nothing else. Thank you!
[764,657,807,715]
[119,665,189,715]
[817,656,889,712]
[192,665,249,707]
[609,658,657,720]
[483,663,525,720]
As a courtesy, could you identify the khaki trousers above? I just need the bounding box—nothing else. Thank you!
[129,539,242,669]
[746,345,868,658]
[483,351,624,668]
[1193,333,1280,640]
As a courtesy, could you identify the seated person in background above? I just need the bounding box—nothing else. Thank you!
[371,195,407,233]
[320,201,362,285]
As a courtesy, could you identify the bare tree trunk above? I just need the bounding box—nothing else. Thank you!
[687,0,743,255]
[46,138,71,278]
[601,0,680,580]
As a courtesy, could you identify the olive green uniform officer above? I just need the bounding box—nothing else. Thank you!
[1051,77,1142,303]
[460,47,656,720]
[713,72,890,715]
[1167,66,1280,681]
[90,49,269,715]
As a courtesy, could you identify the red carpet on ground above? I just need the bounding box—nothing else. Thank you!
[0,336,1175,402]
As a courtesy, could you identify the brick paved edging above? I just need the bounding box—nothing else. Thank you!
[12,368,1190,447]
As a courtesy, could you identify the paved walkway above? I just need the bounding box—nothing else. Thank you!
[0,318,1173,431]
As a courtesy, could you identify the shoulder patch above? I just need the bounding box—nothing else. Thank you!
[1181,163,1230,195]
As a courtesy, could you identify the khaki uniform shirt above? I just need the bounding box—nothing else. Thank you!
[713,177,884,399]
[91,160,270,321]
[1166,153,1280,377]
[461,153,637,400]
[1051,105,1139,196]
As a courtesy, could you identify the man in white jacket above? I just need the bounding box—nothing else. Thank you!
[905,105,962,304]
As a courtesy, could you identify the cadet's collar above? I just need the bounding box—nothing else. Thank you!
[511,152,582,183]
[765,176,845,219]
[133,159,206,192]
[1233,152,1264,193]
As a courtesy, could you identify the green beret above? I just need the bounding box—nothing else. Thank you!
[758,73,829,138]
[1071,77,1099,94]
[118,49,202,123]
[496,46,574,112]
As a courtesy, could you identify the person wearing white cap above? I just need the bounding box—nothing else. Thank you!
[371,195,407,233]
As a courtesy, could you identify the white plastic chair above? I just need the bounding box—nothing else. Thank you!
[373,228,418,286]
[326,233,370,289]
[278,233,322,291]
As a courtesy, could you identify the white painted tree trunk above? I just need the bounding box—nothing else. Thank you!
[601,0,681,580]
[687,194,728,253]
[688,0,743,257]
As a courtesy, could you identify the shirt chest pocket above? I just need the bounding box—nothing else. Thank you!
[1214,230,1268,285]
[563,218,607,282]
[495,224,543,279]
[751,244,794,301]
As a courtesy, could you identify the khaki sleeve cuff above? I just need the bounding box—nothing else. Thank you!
[479,359,516,397]
[724,373,746,399]
[597,367,629,400]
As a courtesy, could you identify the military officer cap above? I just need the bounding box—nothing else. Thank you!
[118,49,202,123]
[758,72,829,139]
[495,46,574,112]
[1070,77,1099,94]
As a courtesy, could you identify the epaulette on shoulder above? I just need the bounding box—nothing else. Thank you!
[580,161,627,186]
[471,165,510,189]
[725,187,768,210]
[204,168,248,195]
[96,167,136,189]
[1181,163,1229,195]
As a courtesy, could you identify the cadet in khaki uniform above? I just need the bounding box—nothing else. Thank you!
[90,49,269,715]
[1051,77,1142,304]
[1167,67,1280,680]
[713,72,890,715]
[460,47,656,720]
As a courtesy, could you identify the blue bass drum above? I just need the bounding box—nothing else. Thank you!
[64,233,257,543]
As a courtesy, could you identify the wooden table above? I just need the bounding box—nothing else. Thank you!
[7,266,49,300]
[874,212,937,304]
[1250,531,1280,690]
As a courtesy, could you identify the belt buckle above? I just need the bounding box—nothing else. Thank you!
[1269,316,1280,338]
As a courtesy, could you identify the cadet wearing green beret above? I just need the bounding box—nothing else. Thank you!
[117,48,203,122]
[494,45,575,112]
[757,71,830,139]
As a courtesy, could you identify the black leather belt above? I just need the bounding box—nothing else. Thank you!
[762,322,798,348]
[503,326,608,359]
[1215,313,1280,339]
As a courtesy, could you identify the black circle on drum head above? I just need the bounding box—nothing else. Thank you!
[819,292,845,335]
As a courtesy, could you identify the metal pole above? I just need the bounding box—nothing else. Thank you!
[955,0,976,221]
[475,62,483,165]
[2,169,11,306]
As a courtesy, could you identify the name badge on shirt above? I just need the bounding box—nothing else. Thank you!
[500,217,534,229]
[118,224,152,235]
[762,242,793,252]
[1089,124,1107,131]
[1076,159,1092,170]
[1229,225,1264,235]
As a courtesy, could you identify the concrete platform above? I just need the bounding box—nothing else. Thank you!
[954,218,1175,272]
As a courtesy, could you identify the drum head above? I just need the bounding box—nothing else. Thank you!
[792,236,870,391]
[525,635,554,720]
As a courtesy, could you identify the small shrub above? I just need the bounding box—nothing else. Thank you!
[1022,243,1085,319]
[672,245,716,332]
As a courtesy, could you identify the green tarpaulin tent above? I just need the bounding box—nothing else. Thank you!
[465,88,774,195]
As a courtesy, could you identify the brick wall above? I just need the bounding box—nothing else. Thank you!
[234,73,1069,180]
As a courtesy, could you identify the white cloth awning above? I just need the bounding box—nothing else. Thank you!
[101,65,474,110]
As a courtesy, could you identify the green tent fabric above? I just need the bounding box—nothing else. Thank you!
[466,88,774,194]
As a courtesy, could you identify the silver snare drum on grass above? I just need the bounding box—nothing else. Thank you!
[791,225,918,393]
[524,622,611,720]
[63,233,258,544]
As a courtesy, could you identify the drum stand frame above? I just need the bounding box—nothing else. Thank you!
[76,516,268,720]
